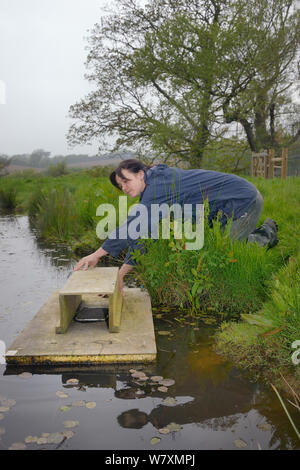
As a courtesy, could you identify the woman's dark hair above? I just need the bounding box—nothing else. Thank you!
[109,159,152,190]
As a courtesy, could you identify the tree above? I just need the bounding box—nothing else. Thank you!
[68,0,300,166]
[0,155,11,176]
[29,149,51,168]
[221,0,300,152]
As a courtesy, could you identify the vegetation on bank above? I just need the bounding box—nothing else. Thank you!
[0,169,299,388]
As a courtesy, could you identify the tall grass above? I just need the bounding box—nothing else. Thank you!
[133,211,278,318]
[0,184,17,210]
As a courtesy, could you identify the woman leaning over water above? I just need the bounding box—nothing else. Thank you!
[74,159,264,293]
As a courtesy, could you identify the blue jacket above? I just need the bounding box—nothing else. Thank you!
[101,164,258,264]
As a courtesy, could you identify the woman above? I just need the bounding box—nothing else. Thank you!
[74,159,263,293]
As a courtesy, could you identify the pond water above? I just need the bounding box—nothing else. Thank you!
[0,215,298,450]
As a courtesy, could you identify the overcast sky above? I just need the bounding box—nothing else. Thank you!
[0,0,110,157]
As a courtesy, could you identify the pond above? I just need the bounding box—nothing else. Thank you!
[0,215,298,450]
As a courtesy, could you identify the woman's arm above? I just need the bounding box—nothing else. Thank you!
[74,247,108,271]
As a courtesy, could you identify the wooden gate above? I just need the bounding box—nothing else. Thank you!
[251,148,288,179]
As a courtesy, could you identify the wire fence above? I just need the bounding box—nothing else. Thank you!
[288,146,300,176]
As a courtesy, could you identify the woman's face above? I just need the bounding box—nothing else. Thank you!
[115,169,146,198]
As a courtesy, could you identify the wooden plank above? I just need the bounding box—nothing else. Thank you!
[108,275,123,333]
[59,267,118,295]
[268,149,274,179]
[282,148,288,179]
[5,289,157,365]
[56,294,82,334]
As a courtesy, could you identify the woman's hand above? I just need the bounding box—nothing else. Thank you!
[74,253,100,271]
[74,247,108,271]
[118,263,134,296]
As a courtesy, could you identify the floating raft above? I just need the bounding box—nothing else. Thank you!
[5,269,156,365]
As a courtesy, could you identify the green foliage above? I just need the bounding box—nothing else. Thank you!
[214,249,300,384]
[0,183,17,210]
[46,161,68,177]
[68,0,300,164]
[202,137,251,174]
[133,207,277,318]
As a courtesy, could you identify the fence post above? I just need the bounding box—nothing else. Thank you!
[281,148,288,179]
[268,149,274,179]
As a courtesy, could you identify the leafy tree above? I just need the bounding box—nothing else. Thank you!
[68,0,300,166]
[29,149,51,168]
[0,155,11,176]
[221,0,300,152]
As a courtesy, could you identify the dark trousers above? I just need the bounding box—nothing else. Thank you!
[230,190,263,241]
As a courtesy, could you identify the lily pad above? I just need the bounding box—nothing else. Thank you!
[0,406,9,412]
[131,371,146,379]
[163,397,177,406]
[86,402,96,409]
[47,433,65,444]
[62,430,75,439]
[72,400,86,407]
[166,422,182,432]
[56,391,69,398]
[41,433,50,437]
[66,378,79,385]
[36,437,48,445]
[157,386,168,393]
[63,420,79,429]
[18,372,32,379]
[135,390,145,396]
[157,331,171,336]
[257,423,272,431]
[1,399,16,407]
[129,369,137,374]
[25,435,38,443]
[158,427,170,434]
[150,437,161,445]
[151,376,163,382]
[234,439,247,448]
[137,376,148,381]
[159,379,175,387]
[60,406,71,412]
[9,442,27,450]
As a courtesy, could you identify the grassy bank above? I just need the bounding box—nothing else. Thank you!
[0,169,299,387]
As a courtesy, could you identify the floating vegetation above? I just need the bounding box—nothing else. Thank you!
[163,397,177,406]
[63,420,79,429]
[72,400,86,407]
[60,406,71,412]
[56,391,69,398]
[233,438,247,448]
[166,422,182,432]
[157,386,168,393]
[257,422,272,431]
[159,379,175,387]
[66,378,79,385]
[151,376,163,382]
[18,372,32,379]
[25,436,38,443]
[86,402,96,409]
[8,442,26,450]
[158,427,170,434]
[150,437,161,445]
[0,406,9,412]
